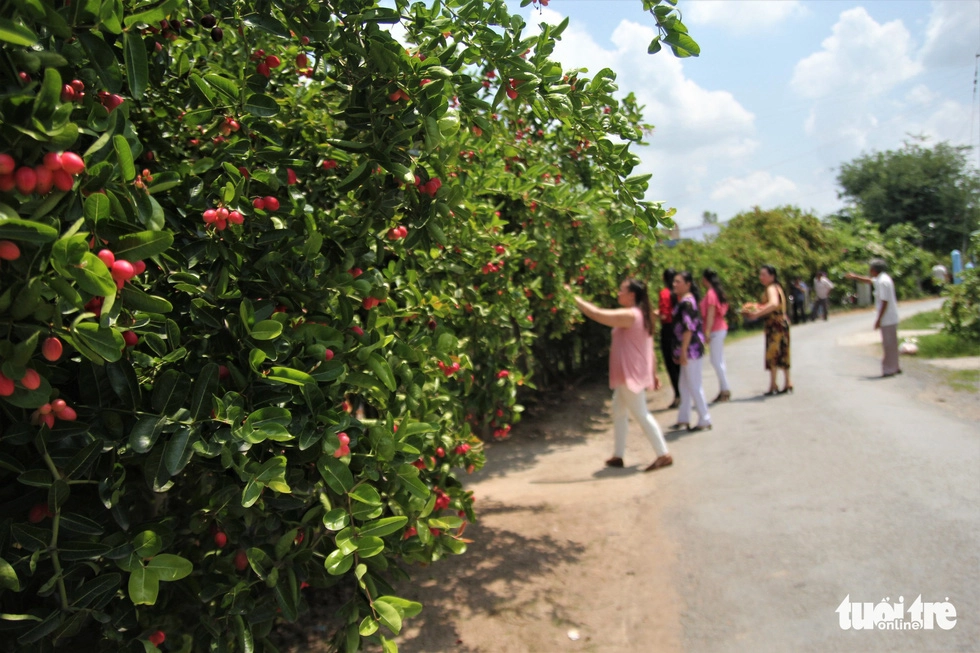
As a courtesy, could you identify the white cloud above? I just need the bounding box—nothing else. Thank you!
[922,0,980,68]
[710,171,798,204]
[685,0,806,32]
[791,7,922,100]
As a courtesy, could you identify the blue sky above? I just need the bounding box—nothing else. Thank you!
[514,0,980,229]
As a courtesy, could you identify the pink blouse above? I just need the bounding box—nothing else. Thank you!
[609,306,654,392]
[700,288,728,333]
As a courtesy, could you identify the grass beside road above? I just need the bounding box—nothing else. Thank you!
[914,333,980,358]
[898,309,944,330]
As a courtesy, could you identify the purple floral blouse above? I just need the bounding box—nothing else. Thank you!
[672,295,706,360]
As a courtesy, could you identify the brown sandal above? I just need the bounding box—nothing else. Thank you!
[644,455,673,472]
[605,456,624,468]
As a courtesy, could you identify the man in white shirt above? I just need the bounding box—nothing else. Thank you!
[811,272,834,321]
[845,259,901,377]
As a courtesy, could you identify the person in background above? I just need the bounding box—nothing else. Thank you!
[658,268,681,409]
[742,264,792,395]
[790,278,807,325]
[671,271,712,431]
[811,271,834,321]
[845,259,902,377]
[572,279,673,471]
[701,269,731,403]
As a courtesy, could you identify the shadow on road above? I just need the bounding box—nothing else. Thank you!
[393,501,587,652]
[469,380,613,481]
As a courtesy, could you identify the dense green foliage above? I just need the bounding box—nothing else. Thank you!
[0,0,702,651]
[941,232,980,342]
[837,139,980,253]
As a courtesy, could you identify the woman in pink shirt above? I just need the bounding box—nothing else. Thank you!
[573,279,672,472]
[701,269,731,403]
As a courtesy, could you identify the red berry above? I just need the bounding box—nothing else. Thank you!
[60,152,85,175]
[252,197,266,210]
[234,549,249,571]
[20,369,41,391]
[286,168,297,185]
[265,55,281,68]
[43,152,63,171]
[228,210,243,225]
[324,348,334,361]
[18,71,30,84]
[58,406,77,421]
[148,630,166,647]
[0,373,14,396]
[122,330,139,347]
[296,53,308,68]
[338,432,349,445]
[435,447,445,458]
[32,166,51,194]
[28,503,51,523]
[52,169,73,192]
[51,398,67,413]
[42,337,63,362]
[351,326,364,336]
[263,196,279,211]
[213,531,228,548]
[14,167,37,194]
[0,240,20,261]
[300,36,310,45]
[97,249,115,267]
[111,260,135,282]
[0,154,15,175]
[132,260,146,274]
[203,209,217,224]
[256,62,270,77]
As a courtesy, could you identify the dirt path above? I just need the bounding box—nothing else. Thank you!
[388,298,979,653]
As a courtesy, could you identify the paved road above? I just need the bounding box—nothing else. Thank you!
[662,298,979,653]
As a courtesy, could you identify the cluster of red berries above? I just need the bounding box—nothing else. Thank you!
[0,368,42,396]
[321,159,338,170]
[251,196,279,211]
[454,443,471,455]
[0,151,84,195]
[388,88,410,102]
[98,248,147,289]
[333,432,351,458]
[202,206,244,231]
[218,116,240,136]
[433,488,451,511]
[481,260,504,274]
[60,78,86,103]
[493,424,512,439]
[386,225,408,240]
[252,50,282,77]
[436,360,460,377]
[361,296,386,310]
[30,399,78,427]
[96,91,125,113]
[415,175,441,197]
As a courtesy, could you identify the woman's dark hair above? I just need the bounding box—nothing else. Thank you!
[760,264,778,283]
[675,270,700,303]
[625,278,654,336]
[702,268,727,305]
[662,268,676,288]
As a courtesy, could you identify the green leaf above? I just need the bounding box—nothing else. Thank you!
[0,18,37,46]
[128,566,159,605]
[145,554,192,581]
[84,193,111,224]
[128,416,164,453]
[123,31,148,99]
[322,508,349,531]
[0,557,20,591]
[366,353,397,392]
[376,595,423,619]
[113,134,136,182]
[114,230,173,260]
[106,359,141,409]
[204,73,239,101]
[0,217,59,243]
[244,94,279,117]
[71,573,121,609]
[68,252,116,296]
[317,455,354,494]
[133,530,163,558]
[351,535,384,557]
[373,598,403,635]
[73,322,124,362]
[121,285,173,313]
[189,363,219,420]
[349,484,382,506]
[234,615,254,653]
[324,548,353,576]
[163,427,196,475]
[357,516,407,538]
[250,320,283,340]
[267,366,314,386]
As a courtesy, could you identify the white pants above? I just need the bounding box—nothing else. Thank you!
[612,386,669,458]
[709,330,731,392]
[678,358,711,427]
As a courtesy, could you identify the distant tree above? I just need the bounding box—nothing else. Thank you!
[836,139,980,253]
[702,210,718,225]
